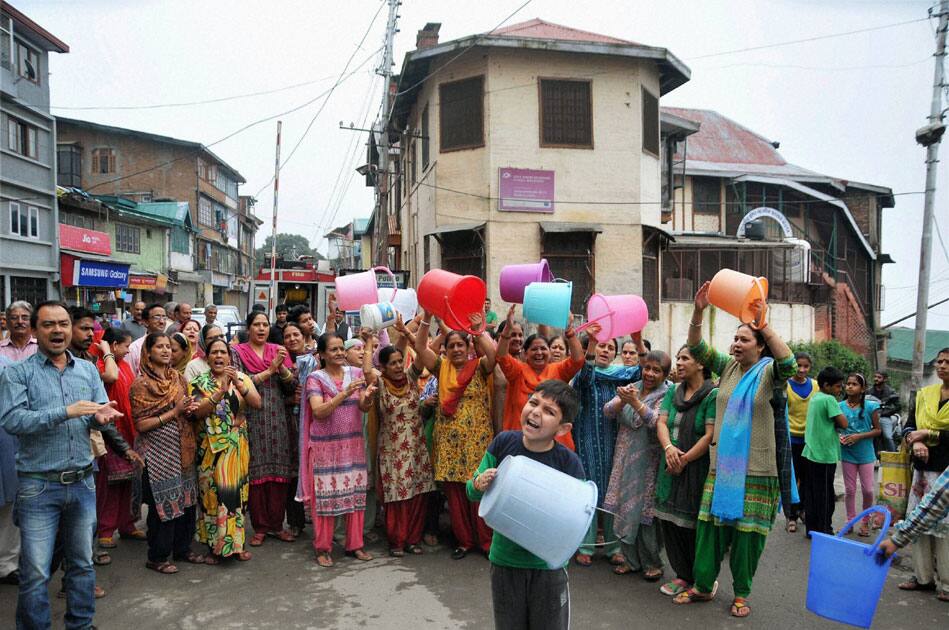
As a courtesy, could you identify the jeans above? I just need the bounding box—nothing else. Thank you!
[13,474,97,630]
[878,416,898,453]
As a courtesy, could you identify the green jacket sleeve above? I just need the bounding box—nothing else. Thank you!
[466,450,499,502]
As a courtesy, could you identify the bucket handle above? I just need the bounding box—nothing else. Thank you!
[574,310,614,334]
[443,297,487,336]
[836,506,891,557]
[748,278,768,330]
[373,266,398,302]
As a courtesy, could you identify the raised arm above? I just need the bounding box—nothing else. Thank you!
[496,305,516,358]
[565,315,583,363]
[361,332,379,387]
[688,281,710,348]
[414,310,439,373]
[472,314,497,374]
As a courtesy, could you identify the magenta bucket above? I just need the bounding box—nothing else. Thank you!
[334,266,397,311]
[499,259,554,304]
[579,294,649,342]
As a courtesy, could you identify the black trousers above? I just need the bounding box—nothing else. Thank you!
[285,478,306,532]
[789,440,807,520]
[803,459,836,536]
[659,519,697,584]
[143,469,195,563]
[490,564,569,630]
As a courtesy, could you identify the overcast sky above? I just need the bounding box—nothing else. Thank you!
[19,0,949,329]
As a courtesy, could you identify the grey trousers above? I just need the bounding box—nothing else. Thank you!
[490,564,570,630]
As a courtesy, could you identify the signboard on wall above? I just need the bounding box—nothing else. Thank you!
[59,224,112,255]
[498,167,555,213]
[74,260,129,288]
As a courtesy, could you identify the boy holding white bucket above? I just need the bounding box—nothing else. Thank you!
[467,380,584,630]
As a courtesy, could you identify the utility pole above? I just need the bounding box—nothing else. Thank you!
[912,0,948,390]
[268,121,282,320]
[374,0,400,266]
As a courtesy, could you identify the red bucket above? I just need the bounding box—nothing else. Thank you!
[418,270,487,335]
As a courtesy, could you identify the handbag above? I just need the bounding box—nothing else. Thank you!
[877,446,912,520]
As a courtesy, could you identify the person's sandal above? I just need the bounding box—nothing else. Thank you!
[316,552,334,568]
[613,563,634,575]
[451,547,468,560]
[177,551,208,565]
[785,520,797,534]
[660,578,689,596]
[268,529,297,543]
[389,548,406,558]
[730,597,751,618]
[673,588,714,605]
[609,553,626,566]
[857,523,871,538]
[249,533,266,547]
[93,551,112,566]
[937,590,949,602]
[145,561,178,574]
[406,544,424,555]
[123,529,147,540]
[574,553,592,567]
[346,548,373,562]
[98,537,117,549]
[236,551,252,561]
[643,568,663,582]
[423,533,439,547]
[898,578,937,591]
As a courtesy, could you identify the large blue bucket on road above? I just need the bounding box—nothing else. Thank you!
[806,506,893,628]
[478,455,596,569]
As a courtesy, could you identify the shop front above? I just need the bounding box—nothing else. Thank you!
[60,254,130,314]
[128,272,170,305]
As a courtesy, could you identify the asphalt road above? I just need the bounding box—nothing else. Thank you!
[2,498,948,629]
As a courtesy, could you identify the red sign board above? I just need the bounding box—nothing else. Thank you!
[256,268,335,283]
[59,224,112,255]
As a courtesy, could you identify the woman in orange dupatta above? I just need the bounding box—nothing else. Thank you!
[415,309,496,559]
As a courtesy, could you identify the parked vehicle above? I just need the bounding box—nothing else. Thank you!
[192,305,244,341]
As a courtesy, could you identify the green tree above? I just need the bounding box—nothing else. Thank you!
[789,340,872,380]
[254,233,323,270]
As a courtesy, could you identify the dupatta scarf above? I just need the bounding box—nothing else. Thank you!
[234,341,293,382]
[438,357,479,417]
[916,382,949,431]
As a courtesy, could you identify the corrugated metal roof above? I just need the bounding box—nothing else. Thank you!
[887,327,949,364]
[663,107,787,166]
[489,18,635,45]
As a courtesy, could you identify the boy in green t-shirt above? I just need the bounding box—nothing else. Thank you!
[467,380,584,630]
[802,366,848,537]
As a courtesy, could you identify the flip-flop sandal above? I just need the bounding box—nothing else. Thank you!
[389,548,406,558]
[730,598,751,618]
[203,555,221,565]
[613,564,635,575]
[406,544,424,555]
[145,561,178,574]
[898,578,937,591]
[268,530,297,543]
[98,537,117,549]
[178,552,208,564]
[236,551,252,561]
[93,552,112,566]
[94,585,106,599]
[346,549,373,562]
[937,590,949,602]
[785,520,797,533]
[643,568,663,582]
[316,553,334,568]
[123,529,147,540]
[574,554,593,567]
[249,533,266,547]
[609,553,627,566]
[673,580,718,605]
[660,579,689,596]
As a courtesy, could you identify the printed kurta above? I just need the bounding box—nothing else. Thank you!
[233,353,296,483]
[304,367,367,516]
[377,366,435,503]
[432,357,493,483]
[602,382,669,540]
[572,363,640,508]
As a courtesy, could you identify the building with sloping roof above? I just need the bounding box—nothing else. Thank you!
[885,327,949,389]
[1,3,69,305]
[656,107,894,361]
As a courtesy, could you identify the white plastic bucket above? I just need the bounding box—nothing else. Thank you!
[377,287,418,320]
[478,455,597,569]
[360,302,399,330]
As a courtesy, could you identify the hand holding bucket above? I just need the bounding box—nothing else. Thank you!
[706,269,769,329]
[417,270,487,336]
[575,294,649,342]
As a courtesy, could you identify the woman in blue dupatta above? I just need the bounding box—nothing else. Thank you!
[572,325,646,566]
[672,282,797,619]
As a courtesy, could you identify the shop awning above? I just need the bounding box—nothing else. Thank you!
[425,222,486,236]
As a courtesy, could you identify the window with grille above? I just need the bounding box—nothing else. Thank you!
[439,76,484,152]
[7,117,38,159]
[57,144,82,187]
[8,202,39,239]
[115,223,140,254]
[642,88,659,156]
[199,196,215,226]
[692,176,721,215]
[540,79,593,148]
[10,276,47,306]
[542,231,595,314]
[1,15,11,71]
[91,148,115,174]
[171,227,190,254]
[438,229,484,279]
[642,228,660,320]
[421,106,430,170]
[60,211,94,230]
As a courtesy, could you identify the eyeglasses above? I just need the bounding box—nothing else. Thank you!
[149,314,167,321]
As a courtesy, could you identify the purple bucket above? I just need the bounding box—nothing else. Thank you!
[499,259,554,304]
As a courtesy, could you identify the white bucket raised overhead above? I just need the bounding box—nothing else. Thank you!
[377,287,418,320]
[478,455,597,569]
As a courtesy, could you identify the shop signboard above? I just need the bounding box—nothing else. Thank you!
[59,224,112,255]
[74,260,130,288]
[498,167,555,213]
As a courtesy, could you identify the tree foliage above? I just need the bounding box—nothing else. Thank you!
[789,340,872,379]
[254,233,323,270]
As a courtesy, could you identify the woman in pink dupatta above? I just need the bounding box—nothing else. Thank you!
[233,311,296,546]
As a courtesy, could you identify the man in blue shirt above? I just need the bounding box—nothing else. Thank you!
[0,301,122,630]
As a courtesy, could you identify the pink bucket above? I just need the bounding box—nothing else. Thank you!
[335,266,397,311]
[500,259,554,304]
[578,294,648,342]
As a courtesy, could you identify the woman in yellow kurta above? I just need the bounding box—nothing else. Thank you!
[415,309,496,559]
[190,337,261,562]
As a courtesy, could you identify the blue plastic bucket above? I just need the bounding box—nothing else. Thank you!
[478,455,597,569]
[522,280,572,329]
[806,506,893,628]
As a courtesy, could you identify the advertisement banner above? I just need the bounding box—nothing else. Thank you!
[74,260,130,288]
[59,224,112,255]
[128,274,157,290]
[499,167,555,213]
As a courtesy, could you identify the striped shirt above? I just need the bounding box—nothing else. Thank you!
[0,349,108,474]
[892,467,949,547]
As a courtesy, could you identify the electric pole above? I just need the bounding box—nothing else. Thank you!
[911,0,948,390]
[268,121,282,320]
[374,0,400,266]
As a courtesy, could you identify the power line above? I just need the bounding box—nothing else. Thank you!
[692,57,933,72]
[686,17,929,60]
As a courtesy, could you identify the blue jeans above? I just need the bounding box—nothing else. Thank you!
[879,416,898,453]
[13,474,97,630]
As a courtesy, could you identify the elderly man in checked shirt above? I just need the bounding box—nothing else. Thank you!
[0,301,123,630]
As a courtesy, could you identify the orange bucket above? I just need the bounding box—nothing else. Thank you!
[707,269,769,329]
[417,269,487,335]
